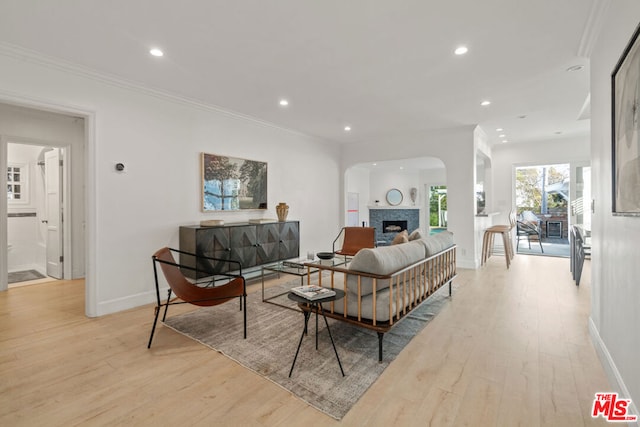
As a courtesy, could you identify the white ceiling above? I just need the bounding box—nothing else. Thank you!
[0,0,597,146]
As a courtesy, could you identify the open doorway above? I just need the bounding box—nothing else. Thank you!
[7,142,66,287]
[1,102,86,298]
[429,185,447,234]
[515,163,570,257]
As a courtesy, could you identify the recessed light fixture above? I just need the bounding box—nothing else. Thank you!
[496,128,504,132]
[502,140,509,143]
[279,99,289,107]
[454,46,468,55]
[481,100,491,106]
[149,48,164,57]
[400,166,404,170]
[372,163,377,166]
[566,65,584,72]
[344,126,351,132]
[499,134,506,138]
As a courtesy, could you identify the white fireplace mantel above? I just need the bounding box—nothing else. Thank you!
[368,206,420,210]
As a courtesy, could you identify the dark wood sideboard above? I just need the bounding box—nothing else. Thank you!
[179,221,299,278]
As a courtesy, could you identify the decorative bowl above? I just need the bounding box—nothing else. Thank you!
[316,251,335,260]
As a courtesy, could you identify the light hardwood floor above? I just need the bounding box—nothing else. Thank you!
[0,255,610,426]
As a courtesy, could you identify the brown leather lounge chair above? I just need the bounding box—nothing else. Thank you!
[332,226,376,259]
[147,247,246,348]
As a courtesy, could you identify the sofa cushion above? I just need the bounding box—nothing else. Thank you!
[348,240,425,276]
[408,229,424,241]
[417,231,455,257]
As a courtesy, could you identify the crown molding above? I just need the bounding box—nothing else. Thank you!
[577,0,611,58]
[0,42,329,143]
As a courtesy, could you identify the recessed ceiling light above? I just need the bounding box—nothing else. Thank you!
[481,100,491,106]
[372,163,377,166]
[400,166,404,170]
[502,140,509,143]
[499,134,506,138]
[149,48,164,57]
[454,46,468,55]
[566,65,584,72]
[344,126,351,132]
[496,128,503,132]
[279,99,289,107]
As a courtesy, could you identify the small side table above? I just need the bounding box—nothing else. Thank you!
[288,288,346,377]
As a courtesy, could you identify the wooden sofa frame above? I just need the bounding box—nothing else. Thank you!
[302,244,456,362]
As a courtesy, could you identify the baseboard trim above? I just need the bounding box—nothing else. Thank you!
[589,316,639,426]
[457,257,477,269]
[96,289,158,316]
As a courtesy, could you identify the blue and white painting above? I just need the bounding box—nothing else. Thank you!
[201,153,267,211]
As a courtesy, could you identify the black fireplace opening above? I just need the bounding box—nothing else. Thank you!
[382,220,408,233]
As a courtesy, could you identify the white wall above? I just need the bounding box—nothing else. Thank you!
[342,127,477,268]
[474,126,492,212]
[7,216,41,273]
[0,47,342,316]
[590,0,640,414]
[369,169,419,208]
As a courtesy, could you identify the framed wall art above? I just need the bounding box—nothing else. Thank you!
[612,22,640,215]
[200,153,267,211]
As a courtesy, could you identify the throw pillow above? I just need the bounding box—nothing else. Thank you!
[391,230,409,245]
[408,229,423,241]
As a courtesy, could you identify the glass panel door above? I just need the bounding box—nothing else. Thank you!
[571,163,592,234]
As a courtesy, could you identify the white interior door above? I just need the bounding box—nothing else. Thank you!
[45,149,63,279]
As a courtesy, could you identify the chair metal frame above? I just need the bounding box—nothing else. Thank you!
[148,247,247,348]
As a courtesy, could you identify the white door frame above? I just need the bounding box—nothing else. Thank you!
[0,94,97,317]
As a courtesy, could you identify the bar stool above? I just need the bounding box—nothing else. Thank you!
[481,211,515,268]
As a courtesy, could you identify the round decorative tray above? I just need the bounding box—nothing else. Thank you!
[316,251,335,260]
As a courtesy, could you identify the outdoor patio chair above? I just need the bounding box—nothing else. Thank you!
[147,247,246,348]
[516,220,544,253]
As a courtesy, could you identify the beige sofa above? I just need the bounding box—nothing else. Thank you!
[305,230,457,361]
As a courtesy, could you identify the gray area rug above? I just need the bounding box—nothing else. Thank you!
[164,280,456,420]
[8,269,45,284]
